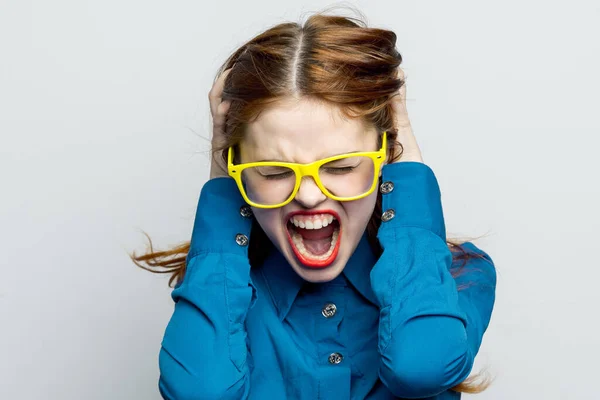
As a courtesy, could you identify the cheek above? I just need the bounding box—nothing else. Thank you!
[342,192,378,232]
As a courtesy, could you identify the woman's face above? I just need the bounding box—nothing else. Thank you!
[239,96,381,283]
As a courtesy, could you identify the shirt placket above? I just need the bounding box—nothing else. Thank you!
[311,281,351,399]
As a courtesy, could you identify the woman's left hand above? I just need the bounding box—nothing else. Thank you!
[391,68,424,164]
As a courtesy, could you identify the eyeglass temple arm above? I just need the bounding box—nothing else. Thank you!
[227,146,234,167]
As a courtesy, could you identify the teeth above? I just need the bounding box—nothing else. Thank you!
[290,214,336,230]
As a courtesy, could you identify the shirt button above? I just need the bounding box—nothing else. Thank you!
[321,303,337,318]
[235,233,249,246]
[239,205,253,218]
[380,181,394,194]
[381,209,395,222]
[328,352,343,365]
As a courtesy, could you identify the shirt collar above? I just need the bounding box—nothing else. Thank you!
[260,232,379,321]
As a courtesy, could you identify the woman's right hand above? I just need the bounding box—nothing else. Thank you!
[208,68,233,179]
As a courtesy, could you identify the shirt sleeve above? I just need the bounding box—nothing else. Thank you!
[370,162,497,399]
[158,177,255,400]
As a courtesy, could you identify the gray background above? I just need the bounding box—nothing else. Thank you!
[1,0,598,399]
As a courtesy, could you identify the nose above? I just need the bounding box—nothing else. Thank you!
[294,176,327,209]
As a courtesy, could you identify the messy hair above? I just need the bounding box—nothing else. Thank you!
[131,9,493,394]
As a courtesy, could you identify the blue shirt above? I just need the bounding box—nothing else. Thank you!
[158,161,497,399]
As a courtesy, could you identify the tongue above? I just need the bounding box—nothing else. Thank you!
[294,224,335,255]
[303,238,332,255]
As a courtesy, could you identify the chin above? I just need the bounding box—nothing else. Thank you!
[286,253,348,283]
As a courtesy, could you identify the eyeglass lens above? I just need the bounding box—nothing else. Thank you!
[241,156,375,206]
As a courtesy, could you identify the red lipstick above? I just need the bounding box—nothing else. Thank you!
[284,209,342,269]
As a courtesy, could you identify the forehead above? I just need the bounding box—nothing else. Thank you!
[240,97,377,163]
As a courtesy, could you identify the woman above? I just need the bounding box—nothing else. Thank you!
[132,12,497,400]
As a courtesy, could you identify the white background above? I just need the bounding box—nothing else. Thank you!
[1,0,599,399]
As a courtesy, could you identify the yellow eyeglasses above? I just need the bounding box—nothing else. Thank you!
[227,131,387,209]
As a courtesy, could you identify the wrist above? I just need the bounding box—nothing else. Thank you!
[377,162,446,241]
[187,178,253,261]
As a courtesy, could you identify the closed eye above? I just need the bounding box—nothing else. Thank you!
[262,171,295,180]
[322,166,357,174]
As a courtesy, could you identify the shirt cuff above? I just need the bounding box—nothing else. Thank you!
[187,177,253,262]
[377,162,446,242]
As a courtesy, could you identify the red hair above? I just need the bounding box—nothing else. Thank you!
[131,10,493,394]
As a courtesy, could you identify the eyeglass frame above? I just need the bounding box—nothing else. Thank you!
[226,131,388,209]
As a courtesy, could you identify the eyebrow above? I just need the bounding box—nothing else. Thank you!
[254,150,363,163]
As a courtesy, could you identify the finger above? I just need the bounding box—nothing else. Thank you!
[395,67,406,105]
[209,69,231,118]
[396,66,405,79]
[399,72,406,103]
[394,100,413,134]
[391,94,408,128]
[391,68,409,125]
[209,68,233,117]
[212,100,231,133]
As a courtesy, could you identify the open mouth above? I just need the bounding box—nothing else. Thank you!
[284,210,342,269]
